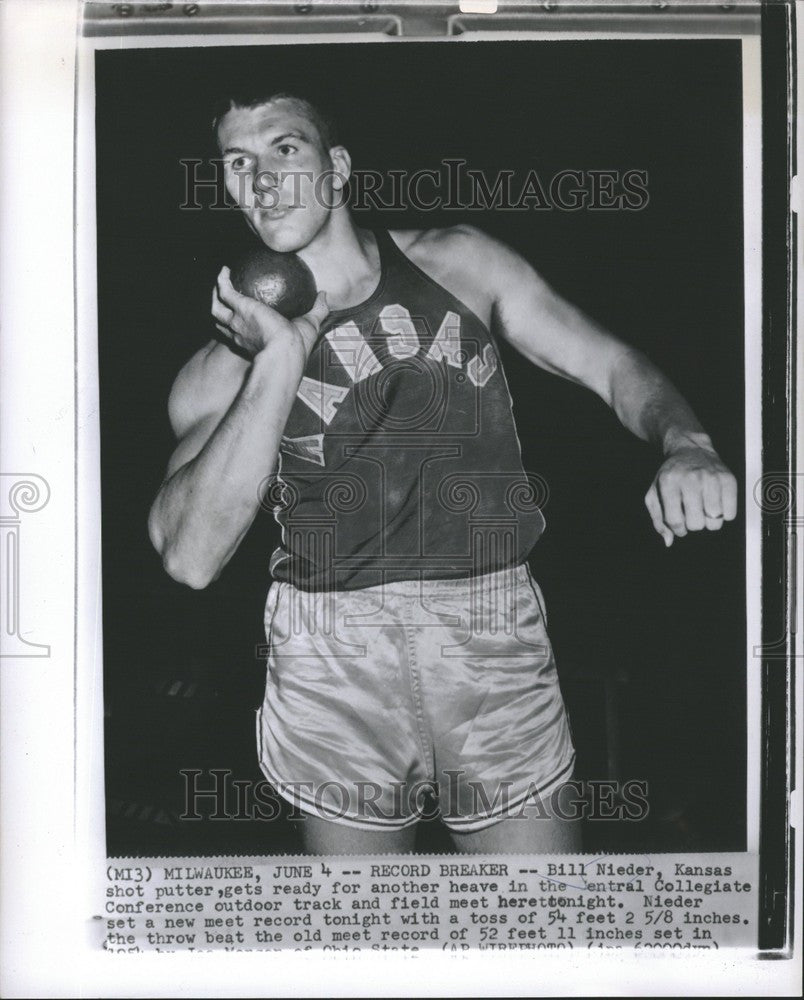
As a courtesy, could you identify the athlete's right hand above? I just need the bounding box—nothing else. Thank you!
[211,266,328,361]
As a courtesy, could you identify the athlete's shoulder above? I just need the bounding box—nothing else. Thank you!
[167,338,250,438]
[389,224,503,263]
[386,226,516,323]
[390,224,524,285]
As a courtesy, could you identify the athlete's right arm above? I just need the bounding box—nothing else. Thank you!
[148,271,328,589]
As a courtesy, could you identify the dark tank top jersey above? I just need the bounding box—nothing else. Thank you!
[269,229,545,591]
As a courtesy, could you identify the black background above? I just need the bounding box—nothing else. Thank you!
[96,39,746,856]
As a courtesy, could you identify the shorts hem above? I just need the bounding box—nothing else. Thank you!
[440,751,577,833]
[266,776,424,831]
[257,741,576,836]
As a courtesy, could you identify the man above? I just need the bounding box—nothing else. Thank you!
[148,92,738,856]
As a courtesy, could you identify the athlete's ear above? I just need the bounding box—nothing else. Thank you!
[328,145,352,189]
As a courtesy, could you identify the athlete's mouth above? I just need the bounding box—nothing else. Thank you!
[258,204,294,220]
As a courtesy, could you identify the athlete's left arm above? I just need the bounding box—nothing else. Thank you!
[469,226,738,546]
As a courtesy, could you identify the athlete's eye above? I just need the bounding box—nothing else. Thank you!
[230,156,252,171]
[277,144,298,156]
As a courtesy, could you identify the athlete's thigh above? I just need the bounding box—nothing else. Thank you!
[299,814,419,856]
[448,812,581,855]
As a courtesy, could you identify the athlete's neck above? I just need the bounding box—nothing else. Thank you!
[296,215,381,312]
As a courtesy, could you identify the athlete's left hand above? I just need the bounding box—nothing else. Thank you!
[644,442,738,547]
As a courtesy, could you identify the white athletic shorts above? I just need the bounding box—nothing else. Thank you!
[256,563,576,831]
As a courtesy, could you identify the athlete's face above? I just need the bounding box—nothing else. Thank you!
[217,101,349,253]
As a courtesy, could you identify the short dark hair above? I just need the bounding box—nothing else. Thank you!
[211,91,339,153]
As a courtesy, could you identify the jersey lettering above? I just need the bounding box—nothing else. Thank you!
[296,377,349,425]
[426,310,463,368]
[378,304,421,359]
[466,343,498,387]
[281,433,325,466]
[326,321,383,383]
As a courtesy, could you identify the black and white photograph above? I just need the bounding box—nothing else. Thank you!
[1,1,800,995]
[96,33,750,860]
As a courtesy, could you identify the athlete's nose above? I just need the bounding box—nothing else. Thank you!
[253,167,279,196]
